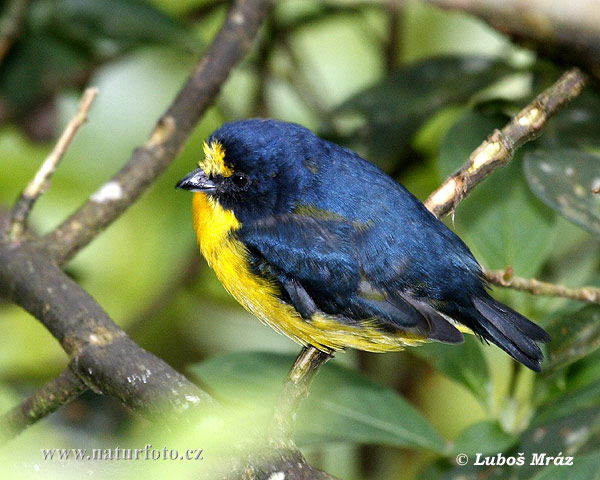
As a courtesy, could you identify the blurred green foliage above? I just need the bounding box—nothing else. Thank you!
[0,1,599,479]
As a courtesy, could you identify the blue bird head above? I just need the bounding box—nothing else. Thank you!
[176,119,328,223]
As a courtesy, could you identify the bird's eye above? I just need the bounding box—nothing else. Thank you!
[231,174,248,188]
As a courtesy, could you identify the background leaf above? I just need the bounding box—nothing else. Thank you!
[530,450,600,480]
[45,0,197,51]
[325,56,517,168]
[0,0,197,131]
[190,351,446,453]
[515,406,600,479]
[450,420,517,456]
[544,305,600,372]
[524,148,600,239]
[411,336,490,406]
[534,380,600,425]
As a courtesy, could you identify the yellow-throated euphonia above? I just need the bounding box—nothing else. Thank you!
[176,119,549,371]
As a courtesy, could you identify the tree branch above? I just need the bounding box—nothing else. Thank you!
[271,347,333,447]
[38,0,275,266]
[0,242,216,422]
[424,67,587,217]
[0,368,86,444]
[8,87,98,240]
[424,0,600,80]
[485,267,600,303]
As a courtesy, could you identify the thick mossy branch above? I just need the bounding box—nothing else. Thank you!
[0,0,272,443]
[0,242,215,418]
[0,368,86,445]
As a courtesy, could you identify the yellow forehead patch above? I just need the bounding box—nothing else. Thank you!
[199,140,233,177]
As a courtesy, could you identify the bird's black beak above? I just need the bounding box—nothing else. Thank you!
[175,168,217,194]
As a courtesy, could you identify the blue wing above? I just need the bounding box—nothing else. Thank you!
[237,212,464,344]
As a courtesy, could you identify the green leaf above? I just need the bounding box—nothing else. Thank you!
[43,0,196,52]
[451,420,517,457]
[0,0,198,126]
[568,349,600,391]
[435,406,600,480]
[516,407,600,479]
[530,450,600,480]
[524,148,600,239]
[544,305,600,372]
[439,111,556,277]
[190,351,446,452]
[0,34,85,113]
[326,55,516,168]
[411,336,490,405]
[534,380,600,425]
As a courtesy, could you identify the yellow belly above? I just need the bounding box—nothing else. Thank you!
[191,193,422,352]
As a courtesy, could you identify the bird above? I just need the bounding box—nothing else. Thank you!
[176,118,549,371]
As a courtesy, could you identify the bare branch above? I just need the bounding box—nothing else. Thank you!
[39,0,275,266]
[8,87,98,240]
[424,68,587,218]
[485,267,600,303]
[422,68,600,305]
[424,0,600,80]
[271,347,332,446]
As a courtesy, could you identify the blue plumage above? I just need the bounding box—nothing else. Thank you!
[178,118,549,371]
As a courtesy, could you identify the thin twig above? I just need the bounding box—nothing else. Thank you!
[424,68,588,218]
[0,368,87,445]
[425,0,600,81]
[423,68,598,304]
[485,267,600,304]
[8,87,98,240]
[271,346,332,447]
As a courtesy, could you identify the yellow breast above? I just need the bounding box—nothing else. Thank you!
[191,193,421,352]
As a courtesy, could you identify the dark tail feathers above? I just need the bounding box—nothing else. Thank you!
[467,296,550,372]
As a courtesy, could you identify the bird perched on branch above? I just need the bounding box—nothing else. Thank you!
[176,119,549,371]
